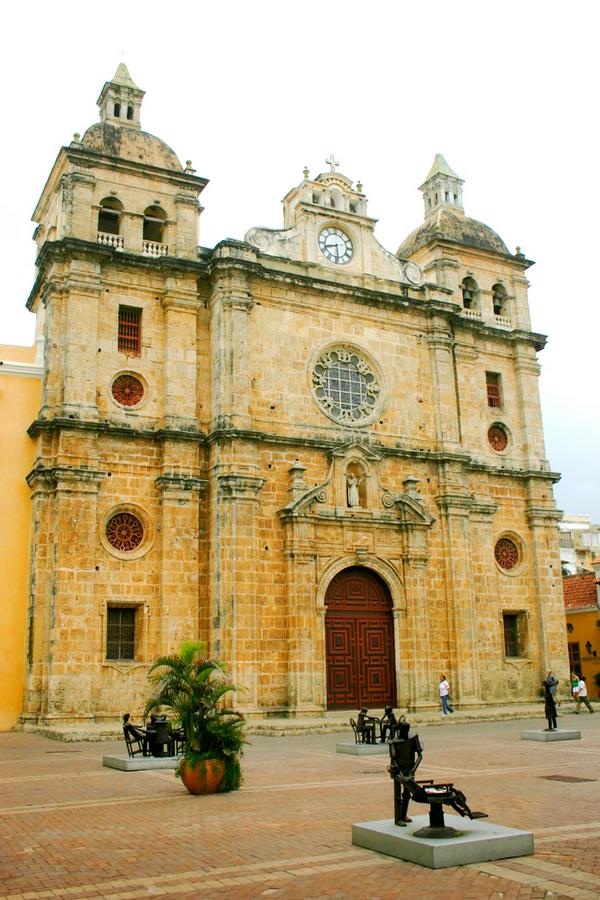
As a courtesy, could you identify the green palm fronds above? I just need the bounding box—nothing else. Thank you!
[144,641,246,791]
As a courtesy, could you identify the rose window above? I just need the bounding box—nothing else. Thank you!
[106,513,144,552]
[488,424,508,452]
[312,347,380,425]
[495,537,519,570]
[112,374,144,407]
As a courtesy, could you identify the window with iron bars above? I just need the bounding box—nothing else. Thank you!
[486,371,502,408]
[118,306,142,355]
[106,606,136,660]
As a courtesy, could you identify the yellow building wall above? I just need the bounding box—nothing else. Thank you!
[567,609,600,697]
[0,344,40,730]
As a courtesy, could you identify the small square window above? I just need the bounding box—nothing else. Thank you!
[503,611,527,658]
[486,372,502,408]
[118,306,142,355]
[106,606,136,660]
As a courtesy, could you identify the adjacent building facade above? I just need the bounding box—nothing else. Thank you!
[17,65,568,728]
[563,571,600,692]
[0,343,42,729]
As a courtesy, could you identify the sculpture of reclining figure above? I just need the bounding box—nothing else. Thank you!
[388,724,487,838]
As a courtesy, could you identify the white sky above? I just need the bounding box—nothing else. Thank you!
[2,1,598,521]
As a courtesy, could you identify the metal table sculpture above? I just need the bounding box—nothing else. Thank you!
[388,720,487,838]
[356,707,379,743]
[379,706,398,742]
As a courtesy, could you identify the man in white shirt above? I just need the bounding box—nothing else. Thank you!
[439,673,454,716]
[574,676,595,714]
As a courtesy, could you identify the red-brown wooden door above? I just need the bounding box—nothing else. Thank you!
[325,567,396,709]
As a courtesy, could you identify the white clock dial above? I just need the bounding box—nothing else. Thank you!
[318,227,353,264]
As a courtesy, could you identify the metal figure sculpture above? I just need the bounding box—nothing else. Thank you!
[388,721,487,838]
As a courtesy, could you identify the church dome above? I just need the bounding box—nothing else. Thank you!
[81,122,183,171]
[397,207,509,258]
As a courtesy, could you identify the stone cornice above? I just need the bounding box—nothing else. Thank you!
[155,474,208,494]
[217,474,265,498]
[27,238,208,309]
[26,465,106,492]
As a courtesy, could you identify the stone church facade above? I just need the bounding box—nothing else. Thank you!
[21,65,568,727]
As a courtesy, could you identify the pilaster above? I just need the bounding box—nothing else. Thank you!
[427,315,461,451]
[60,259,102,421]
[208,472,265,711]
[161,275,200,431]
[208,242,258,431]
[436,484,482,706]
[155,473,207,656]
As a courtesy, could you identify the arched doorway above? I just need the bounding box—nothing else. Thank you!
[325,566,396,709]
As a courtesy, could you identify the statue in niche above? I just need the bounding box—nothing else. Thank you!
[347,474,360,507]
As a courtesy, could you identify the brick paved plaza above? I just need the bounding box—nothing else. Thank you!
[1,710,599,899]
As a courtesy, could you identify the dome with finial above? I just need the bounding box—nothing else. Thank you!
[397,154,510,258]
[80,64,183,172]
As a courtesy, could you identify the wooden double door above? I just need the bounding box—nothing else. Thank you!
[325,567,397,709]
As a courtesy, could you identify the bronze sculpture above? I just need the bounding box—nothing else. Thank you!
[387,719,487,838]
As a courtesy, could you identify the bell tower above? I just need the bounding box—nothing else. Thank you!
[420,153,465,219]
[97,63,145,129]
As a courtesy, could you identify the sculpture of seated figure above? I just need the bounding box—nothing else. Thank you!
[379,706,398,742]
[388,721,487,838]
[356,707,378,744]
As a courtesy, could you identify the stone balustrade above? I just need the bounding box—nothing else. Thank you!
[97,232,124,250]
[142,240,168,257]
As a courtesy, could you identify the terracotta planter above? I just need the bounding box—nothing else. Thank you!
[179,758,225,795]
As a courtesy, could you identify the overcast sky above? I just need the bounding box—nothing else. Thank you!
[2,1,598,520]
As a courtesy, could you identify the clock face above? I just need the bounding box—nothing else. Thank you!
[318,227,353,264]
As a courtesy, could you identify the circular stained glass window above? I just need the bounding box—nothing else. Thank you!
[488,424,508,452]
[495,537,519,570]
[312,347,380,425]
[112,374,144,407]
[106,512,144,552]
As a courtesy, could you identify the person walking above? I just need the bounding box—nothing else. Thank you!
[439,673,454,716]
[574,675,595,714]
[571,672,580,704]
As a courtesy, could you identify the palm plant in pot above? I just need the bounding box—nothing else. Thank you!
[144,641,245,794]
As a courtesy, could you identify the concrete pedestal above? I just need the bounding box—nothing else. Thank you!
[336,742,389,755]
[352,814,533,869]
[520,729,581,742]
[103,754,180,771]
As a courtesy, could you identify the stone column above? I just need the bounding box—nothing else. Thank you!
[24,466,105,724]
[155,473,206,655]
[284,547,323,714]
[161,275,199,432]
[62,171,95,241]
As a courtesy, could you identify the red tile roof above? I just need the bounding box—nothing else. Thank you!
[563,573,600,610]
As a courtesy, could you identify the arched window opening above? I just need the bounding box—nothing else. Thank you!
[461,276,479,310]
[492,283,507,316]
[345,462,367,508]
[98,197,123,235]
[114,102,121,118]
[143,205,167,243]
[127,105,133,120]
